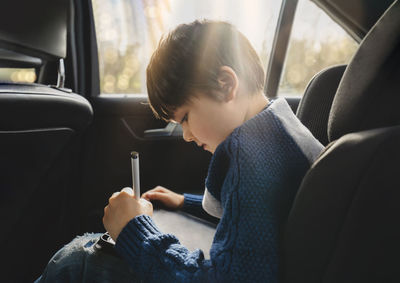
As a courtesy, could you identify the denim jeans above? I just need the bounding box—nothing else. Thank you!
[35,210,216,282]
[34,233,140,283]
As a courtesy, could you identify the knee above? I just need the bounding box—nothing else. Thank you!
[38,233,102,282]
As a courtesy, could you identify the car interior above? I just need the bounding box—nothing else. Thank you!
[0,0,399,282]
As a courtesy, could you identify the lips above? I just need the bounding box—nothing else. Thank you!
[196,142,206,150]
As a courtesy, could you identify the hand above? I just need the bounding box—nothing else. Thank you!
[103,190,153,241]
[142,186,184,210]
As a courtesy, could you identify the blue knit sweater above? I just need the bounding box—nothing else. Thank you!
[115,98,323,282]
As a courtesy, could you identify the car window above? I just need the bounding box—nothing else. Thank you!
[92,0,282,95]
[0,68,36,83]
[278,0,358,97]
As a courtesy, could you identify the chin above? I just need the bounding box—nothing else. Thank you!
[206,146,215,154]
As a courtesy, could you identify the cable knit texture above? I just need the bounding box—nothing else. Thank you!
[115,98,323,282]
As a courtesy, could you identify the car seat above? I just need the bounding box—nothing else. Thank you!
[0,0,93,281]
[283,1,400,282]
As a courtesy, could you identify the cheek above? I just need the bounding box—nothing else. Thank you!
[188,115,213,140]
[196,121,226,144]
[191,121,213,140]
[190,108,231,144]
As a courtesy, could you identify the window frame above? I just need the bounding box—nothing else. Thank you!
[264,0,299,99]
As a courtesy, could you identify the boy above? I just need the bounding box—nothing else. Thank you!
[37,20,323,282]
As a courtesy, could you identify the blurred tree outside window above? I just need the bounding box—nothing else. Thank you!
[0,68,36,83]
[278,0,358,97]
[92,0,282,95]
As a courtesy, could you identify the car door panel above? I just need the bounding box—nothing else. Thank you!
[79,95,211,232]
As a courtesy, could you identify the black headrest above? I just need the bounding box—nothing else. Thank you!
[0,0,69,61]
[297,65,346,145]
[328,0,400,142]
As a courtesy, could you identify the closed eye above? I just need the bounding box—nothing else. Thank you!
[180,113,188,124]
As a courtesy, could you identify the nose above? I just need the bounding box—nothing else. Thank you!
[182,123,194,142]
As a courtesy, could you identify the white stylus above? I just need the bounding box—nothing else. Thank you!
[131,151,140,200]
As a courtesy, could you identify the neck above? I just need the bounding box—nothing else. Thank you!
[243,91,269,122]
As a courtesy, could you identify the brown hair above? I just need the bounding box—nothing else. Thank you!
[146,20,265,121]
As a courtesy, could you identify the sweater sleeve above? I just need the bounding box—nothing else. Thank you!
[114,185,280,283]
[181,194,219,223]
[115,215,215,282]
[181,193,203,213]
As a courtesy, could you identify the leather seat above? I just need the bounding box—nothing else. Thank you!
[0,0,93,280]
[0,83,92,281]
[283,1,400,282]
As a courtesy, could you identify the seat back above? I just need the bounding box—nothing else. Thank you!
[296,65,346,145]
[283,1,400,282]
[0,0,93,281]
[0,85,92,281]
[283,126,400,282]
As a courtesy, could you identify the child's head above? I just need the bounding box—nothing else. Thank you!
[146,20,266,122]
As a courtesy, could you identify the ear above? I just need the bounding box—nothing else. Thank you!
[217,66,239,102]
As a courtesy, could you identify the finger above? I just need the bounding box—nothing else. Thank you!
[141,192,151,200]
[141,193,150,201]
[103,206,109,223]
[145,192,166,201]
[142,187,167,199]
[143,186,167,195]
[121,187,134,196]
[151,186,168,193]
[109,191,120,202]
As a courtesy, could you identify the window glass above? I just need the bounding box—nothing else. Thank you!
[278,0,358,96]
[0,68,36,83]
[92,0,282,95]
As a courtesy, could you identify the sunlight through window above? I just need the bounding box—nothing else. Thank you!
[92,0,282,94]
